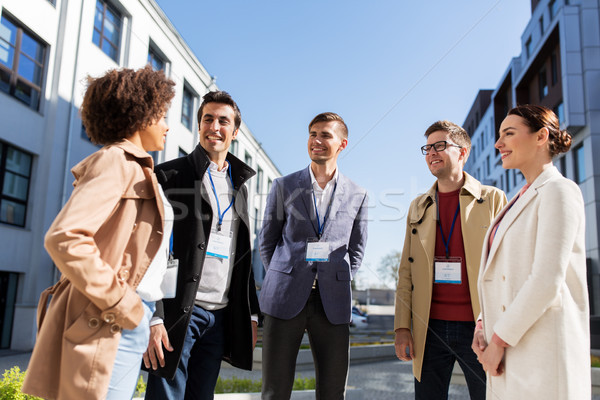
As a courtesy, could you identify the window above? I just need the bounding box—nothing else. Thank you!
[230,140,238,156]
[539,68,548,99]
[181,85,195,131]
[267,178,273,194]
[549,0,560,19]
[526,37,532,58]
[505,170,511,192]
[0,15,47,110]
[178,147,187,158]
[554,102,564,125]
[485,156,490,177]
[245,152,252,168]
[0,142,32,227]
[93,0,121,62]
[551,52,558,85]
[574,144,585,184]
[256,167,263,193]
[559,156,567,177]
[539,15,545,35]
[147,44,166,72]
[254,207,260,234]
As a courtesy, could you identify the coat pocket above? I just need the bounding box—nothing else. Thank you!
[64,301,104,344]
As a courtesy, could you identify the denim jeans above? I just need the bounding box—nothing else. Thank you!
[145,305,225,400]
[106,300,155,400]
[415,319,485,400]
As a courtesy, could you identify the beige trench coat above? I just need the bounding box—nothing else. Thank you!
[394,172,506,380]
[479,166,590,399]
[22,140,164,400]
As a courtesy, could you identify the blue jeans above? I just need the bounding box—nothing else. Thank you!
[415,319,485,400]
[145,305,225,400]
[106,300,155,400]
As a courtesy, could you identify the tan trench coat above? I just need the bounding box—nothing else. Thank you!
[22,140,164,400]
[394,172,506,380]
[479,166,590,399]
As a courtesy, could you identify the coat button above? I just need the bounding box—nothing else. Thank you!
[110,324,121,334]
[132,223,138,232]
[118,269,130,281]
[412,228,417,234]
[192,274,199,282]
[311,268,317,273]
[198,243,206,250]
[408,257,414,263]
[183,306,191,313]
[502,275,506,281]
[88,317,99,329]
[103,313,116,323]
[502,305,506,312]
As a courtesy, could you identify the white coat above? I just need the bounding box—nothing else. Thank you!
[478,166,590,399]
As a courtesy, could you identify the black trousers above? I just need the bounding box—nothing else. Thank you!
[261,288,350,400]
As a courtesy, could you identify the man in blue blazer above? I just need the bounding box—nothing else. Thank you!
[259,112,368,399]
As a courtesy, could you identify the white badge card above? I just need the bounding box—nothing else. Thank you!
[305,238,330,262]
[434,256,462,284]
[161,258,179,299]
[206,230,233,259]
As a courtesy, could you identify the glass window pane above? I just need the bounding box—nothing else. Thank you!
[0,39,14,68]
[94,5,104,31]
[14,80,39,108]
[104,19,120,45]
[0,68,10,94]
[3,172,28,200]
[92,29,101,47]
[1,199,25,226]
[20,33,44,63]
[0,18,17,45]
[576,146,585,183]
[6,147,31,175]
[17,55,43,85]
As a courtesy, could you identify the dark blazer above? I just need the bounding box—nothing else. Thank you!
[259,166,368,325]
[145,144,260,379]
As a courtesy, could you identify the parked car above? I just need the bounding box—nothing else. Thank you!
[350,307,369,330]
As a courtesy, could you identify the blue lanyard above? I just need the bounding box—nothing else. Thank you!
[207,163,235,232]
[312,180,337,239]
[436,192,460,258]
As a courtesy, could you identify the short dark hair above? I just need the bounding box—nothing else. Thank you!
[80,66,175,145]
[197,91,242,130]
[507,104,571,157]
[308,112,348,138]
[424,120,471,152]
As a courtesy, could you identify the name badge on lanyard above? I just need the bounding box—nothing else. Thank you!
[306,238,330,262]
[434,256,462,284]
[206,229,233,259]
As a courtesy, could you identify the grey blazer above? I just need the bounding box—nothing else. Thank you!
[259,166,368,324]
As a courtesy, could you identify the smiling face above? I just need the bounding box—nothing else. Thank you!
[307,121,347,164]
[139,113,169,152]
[496,114,543,172]
[425,130,466,181]
[199,102,238,162]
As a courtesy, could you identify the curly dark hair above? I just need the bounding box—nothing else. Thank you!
[80,65,175,145]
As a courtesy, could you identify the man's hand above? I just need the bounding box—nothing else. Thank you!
[480,341,505,376]
[472,327,487,360]
[251,320,258,350]
[394,328,414,361]
[143,323,173,370]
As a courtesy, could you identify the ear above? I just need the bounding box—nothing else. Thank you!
[339,138,348,151]
[536,127,549,147]
[232,128,239,141]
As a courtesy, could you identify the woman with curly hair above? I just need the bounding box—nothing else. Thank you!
[472,105,590,399]
[22,66,176,400]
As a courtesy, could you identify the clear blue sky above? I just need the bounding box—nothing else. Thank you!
[154,0,531,288]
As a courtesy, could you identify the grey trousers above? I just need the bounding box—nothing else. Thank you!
[261,288,350,400]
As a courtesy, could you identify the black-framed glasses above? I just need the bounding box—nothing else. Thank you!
[420,140,462,155]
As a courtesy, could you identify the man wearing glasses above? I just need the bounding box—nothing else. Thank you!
[394,121,506,399]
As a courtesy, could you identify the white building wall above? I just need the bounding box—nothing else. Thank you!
[0,0,280,350]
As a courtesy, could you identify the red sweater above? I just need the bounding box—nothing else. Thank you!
[429,189,474,321]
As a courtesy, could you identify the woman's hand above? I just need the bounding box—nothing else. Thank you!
[480,340,505,376]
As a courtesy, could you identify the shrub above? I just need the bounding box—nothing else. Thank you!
[214,375,315,394]
[0,367,43,400]
[134,374,146,398]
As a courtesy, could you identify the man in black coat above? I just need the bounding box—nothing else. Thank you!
[143,91,260,400]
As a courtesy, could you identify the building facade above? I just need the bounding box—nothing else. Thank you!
[0,0,280,350]
[464,0,600,317]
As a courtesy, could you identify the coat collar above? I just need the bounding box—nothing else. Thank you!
[112,139,154,168]
[188,144,256,189]
[409,171,481,224]
[484,166,560,268]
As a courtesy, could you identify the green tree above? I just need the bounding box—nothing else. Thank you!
[376,250,402,287]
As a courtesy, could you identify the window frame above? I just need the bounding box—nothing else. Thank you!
[93,0,122,62]
[0,142,33,227]
[181,84,196,131]
[147,42,167,72]
[0,14,47,111]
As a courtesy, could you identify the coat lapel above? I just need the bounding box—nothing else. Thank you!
[299,167,319,236]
